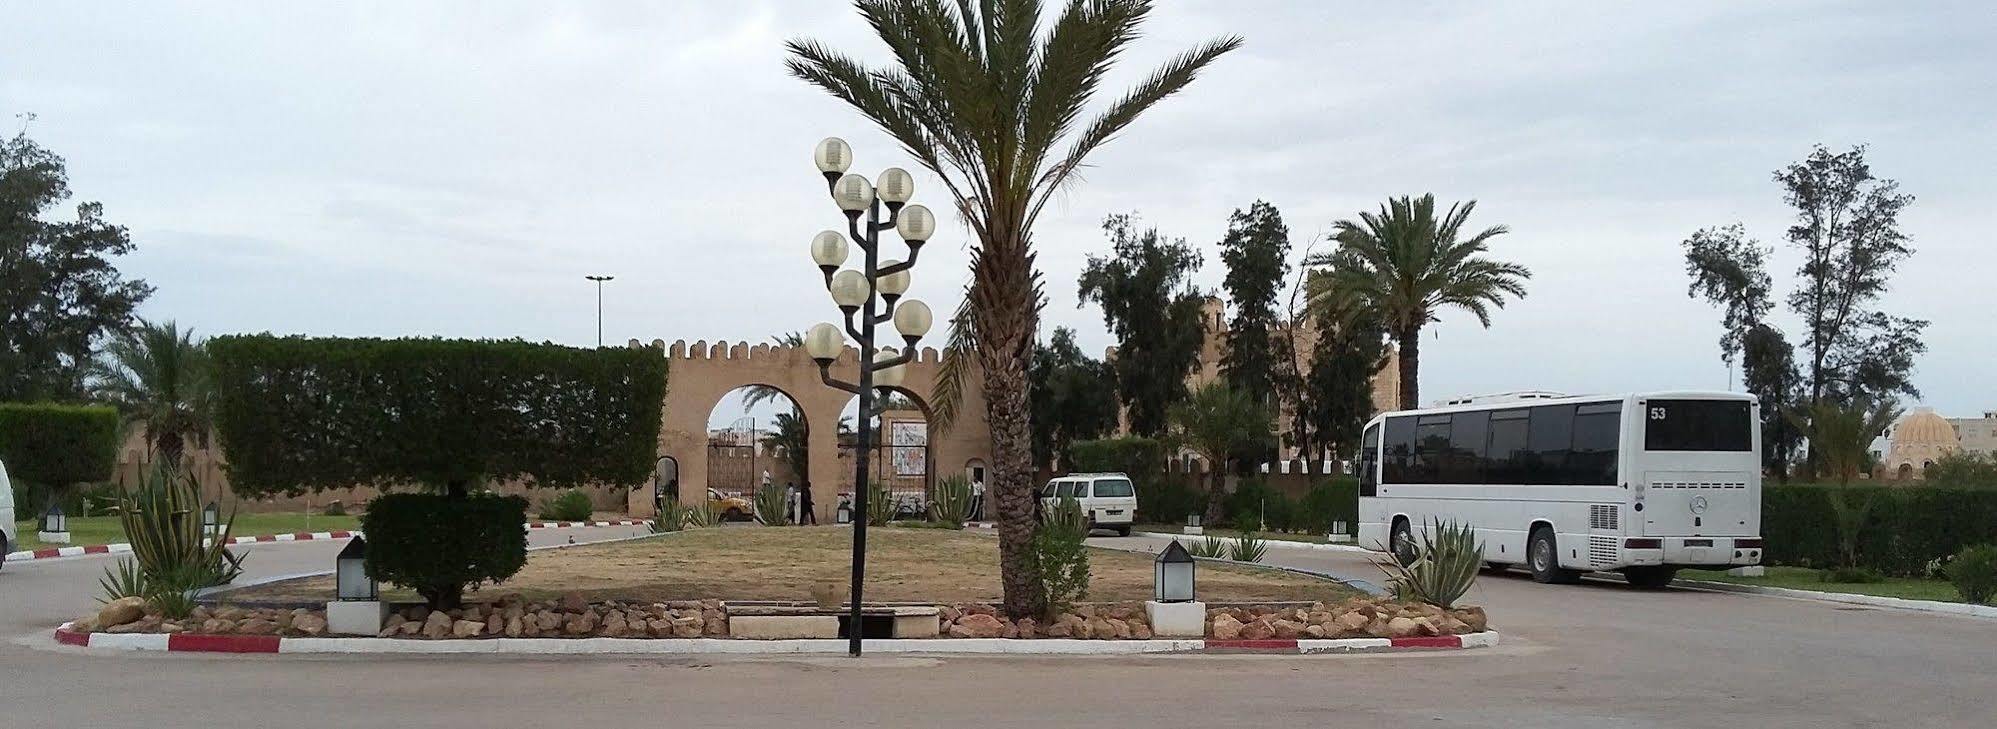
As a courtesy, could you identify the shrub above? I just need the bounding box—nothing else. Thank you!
[98,558,147,604]
[681,500,719,529]
[1229,532,1267,563]
[652,497,685,533]
[927,475,971,526]
[537,489,594,522]
[1951,544,1997,605]
[361,492,528,609]
[753,483,790,526]
[116,463,241,589]
[1817,566,1884,584]
[1925,452,1997,489]
[1376,518,1482,609]
[1189,535,1228,558]
[1763,485,1997,575]
[1224,478,1273,530]
[1030,495,1090,617]
[0,402,120,502]
[1297,478,1359,535]
[1066,436,1166,478]
[1137,477,1201,525]
[322,500,347,517]
[865,481,895,526]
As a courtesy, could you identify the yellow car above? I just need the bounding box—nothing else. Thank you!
[708,489,753,522]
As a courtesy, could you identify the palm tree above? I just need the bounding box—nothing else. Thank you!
[742,332,805,414]
[1312,194,1530,410]
[787,0,1240,617]
[1787,398,1900,569]
[88,319,210,466]
[1169,382,1274,524]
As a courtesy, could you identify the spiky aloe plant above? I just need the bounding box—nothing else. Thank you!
[1375,518,1483,608]
[97,557,147,604]
[682,501,719,529]
[928,475,972,526]
[115,462,241,588]
[1190,535,1229,558]
[1229,532,1268,563]
[866,481,896,526]
[754,483,792,526]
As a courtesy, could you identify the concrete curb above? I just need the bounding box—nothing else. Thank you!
[1134,531,1376,555]
[1675,578,1997,619]
[5,520,649,564]
[51,623,1497,656]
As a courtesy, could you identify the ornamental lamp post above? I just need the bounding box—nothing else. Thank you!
[202,500,221,538]
[1153,540,1196,603]
[335,536,377,601]
[38,503,69,545]
[802,136,935,657]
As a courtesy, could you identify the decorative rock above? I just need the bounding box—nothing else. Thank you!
[559,592,588,613]
[1014,617,1037,637]
[484,613,505,635]
[1043,619,1074,638]
[1239,620,1277,640]
[96,597,147,629]
[1272,620,1306,639]
[293,613,328,636]
[1412,616,1441,637]
[452,619,483,638]
[404,606,429,623]
[1304,624,1326,638]
[1386,616,1420,638]
[396,619,422,636]
[702,610,727,636]
[671,617,703,638]
[214,606,248,622]
[601,612,629,638]
[645,618,672,636]
[1451,606,1488,633]
[237,618,279,635]
[564,612,597,635]
[1209,614,1244,640]
[1131,622,1153,640]
[1334,611,1370,633]
[948,613,1007,639]
[422,611,455,638]
[938,605,962,623]
[502,604,524,622]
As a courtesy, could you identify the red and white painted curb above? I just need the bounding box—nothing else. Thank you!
[52,624,1496,656]
[6,520,649,564]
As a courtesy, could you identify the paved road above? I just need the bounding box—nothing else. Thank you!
[3,530,1991,728]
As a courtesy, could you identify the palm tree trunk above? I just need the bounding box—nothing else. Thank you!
[972,227,1045,619]
[1396,323,1421,410]
[1202,463,1227,525]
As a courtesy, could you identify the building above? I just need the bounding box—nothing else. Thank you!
[1947,411,1997,456]
[1881,407,1964,481]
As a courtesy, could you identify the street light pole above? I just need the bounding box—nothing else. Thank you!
[585,275,614,347]
[802,137,937,657]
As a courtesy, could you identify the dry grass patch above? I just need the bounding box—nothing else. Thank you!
[232,526,1356,604]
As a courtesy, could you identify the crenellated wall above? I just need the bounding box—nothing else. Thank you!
[629,338,992,522]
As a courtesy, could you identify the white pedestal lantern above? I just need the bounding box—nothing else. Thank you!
[37,503,70,544]
[835,494,853,524]
[1183,513,1203,535]
[1145,542,1206,637]
[335,536,377,601]
[1154,540,1196,603]
[202,500,221,538]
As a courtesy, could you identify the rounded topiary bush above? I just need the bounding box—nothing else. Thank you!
[536,489,594,522]
[1951,544,1997,605]
[361,492,528,609]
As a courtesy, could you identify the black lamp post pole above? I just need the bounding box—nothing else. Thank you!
[846,197,880,657]
[586,275,613,347]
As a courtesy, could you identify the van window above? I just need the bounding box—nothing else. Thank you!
[1055,482,1075,499]
[1091,478,1133,498]
[1359,423,1380,497]
[1382,416,1416,483]
[1040,481,1059,498]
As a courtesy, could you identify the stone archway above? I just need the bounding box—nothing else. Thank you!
[627,338,993,523]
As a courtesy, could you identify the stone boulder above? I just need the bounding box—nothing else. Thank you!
[1238,620,1277,641]
[559,592,588,613]
[292,613,328,637]
[1385,616,1419,638]
[1209,614,1244,640]
[1271,619,1306,639]
[236,618,279,635]
[452,619,483,638]
[1450,606,1488,633]
[948,613,1007,639]
[422,611,455,639]
[96,597,147,629]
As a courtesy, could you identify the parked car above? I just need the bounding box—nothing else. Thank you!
[1038,472,1137,536]
[1,458,15,570]
[708,488,753,522]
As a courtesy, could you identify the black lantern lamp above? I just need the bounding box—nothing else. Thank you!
[335,536,377,601]
[1154,540,1196,603]
[202,500,221,537]
[39,503,69,537]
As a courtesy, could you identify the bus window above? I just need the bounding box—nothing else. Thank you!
[1359,423,1381,497]
[1644,399,1752,452]
[1383,416,1416,483]
[1412,415,1452,484]
[1570,402,1622,485]
[1444,411,1489,484]
[1526,404,1574,484]
[1484,409,1530,484]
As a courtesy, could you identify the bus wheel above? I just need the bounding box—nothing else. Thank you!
[1528,527,1580,584]
[1624,566,1679,589]
[1390,519,1417,566]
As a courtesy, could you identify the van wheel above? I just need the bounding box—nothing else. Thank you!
[1624,566,1679,589]
[1390,518,1417,566]
[1528,527,1580,584]
[1114,525,1132,537]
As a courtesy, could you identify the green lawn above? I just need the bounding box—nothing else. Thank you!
[1682,566,1968,603]
[11,513,361,551]
[1134,523,1336,544]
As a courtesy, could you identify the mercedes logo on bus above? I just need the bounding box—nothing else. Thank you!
[1689,495,1710,515]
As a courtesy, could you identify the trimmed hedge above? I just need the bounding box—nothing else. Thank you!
[1764,485,1997,576]
[362,492,529,609]
[1066,436,1166,479]
[208,335,667,496]
[0,402,121,489]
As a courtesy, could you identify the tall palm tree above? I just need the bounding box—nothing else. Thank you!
[1312,194,1530,410]
[787,0,1240,617]
[88,319,210,465]
[1169,381,1274,524]
[742,332,805,414]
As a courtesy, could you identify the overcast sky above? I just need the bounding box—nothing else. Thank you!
[7,1,1993,428]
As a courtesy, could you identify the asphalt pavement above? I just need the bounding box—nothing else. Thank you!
[3,528,1991,728]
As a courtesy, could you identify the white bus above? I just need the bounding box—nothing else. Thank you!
[1355,391,1764,587]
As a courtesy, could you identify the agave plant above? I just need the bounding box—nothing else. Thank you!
[652,498,684,533]
[754,483,791,526]
[866,481,896,526]
[928,475,972,526]
[1229,532,1268,563]
[1375,518,1483,608]
[682,501,720,529]
[1189,535,1228,559]
[97,557,148,604]
[115,462,242,588]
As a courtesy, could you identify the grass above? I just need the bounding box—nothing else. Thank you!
[1683,565,1967,603]
[11,513,361,551]
[230,525,1360,605]
[1134,523,1334,545]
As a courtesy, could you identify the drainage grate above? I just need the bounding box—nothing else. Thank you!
[1588,535,1620,568]
[1589,504,1620,531]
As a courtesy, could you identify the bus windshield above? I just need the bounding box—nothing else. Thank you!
[1644,399,1752,452]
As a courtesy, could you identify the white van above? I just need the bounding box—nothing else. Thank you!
[1039,472,1138,536]
[1,458,15,569]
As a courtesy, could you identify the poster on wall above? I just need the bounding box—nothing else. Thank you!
[890,421,927,476]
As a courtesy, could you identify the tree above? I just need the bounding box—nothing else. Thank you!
[1778,145,1924,405]
[787,0,1240,619]
[1,128,154,401]
[1313,194,1530,410]
[1169,381,1274,523]
[1217,201,1291,402]
[1027,327,1119,470]
[87,320,210,465]
[1077,214,1207,436]
[1301,274,1388,461]
[741,332,804,414]
[1742,324,1804,478]
[763,409,854,486]
[0,402,119,503]
[1682,226,1801,477]
[1786,397,1900,570]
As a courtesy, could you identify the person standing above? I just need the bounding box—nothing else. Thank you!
[970,477,986,522]
[798,481,817,525]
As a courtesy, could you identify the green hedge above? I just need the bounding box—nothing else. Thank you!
[0,402,121,493]
[208,336,667,497]
[361,492,529,609]
[1764,485,1997,575]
